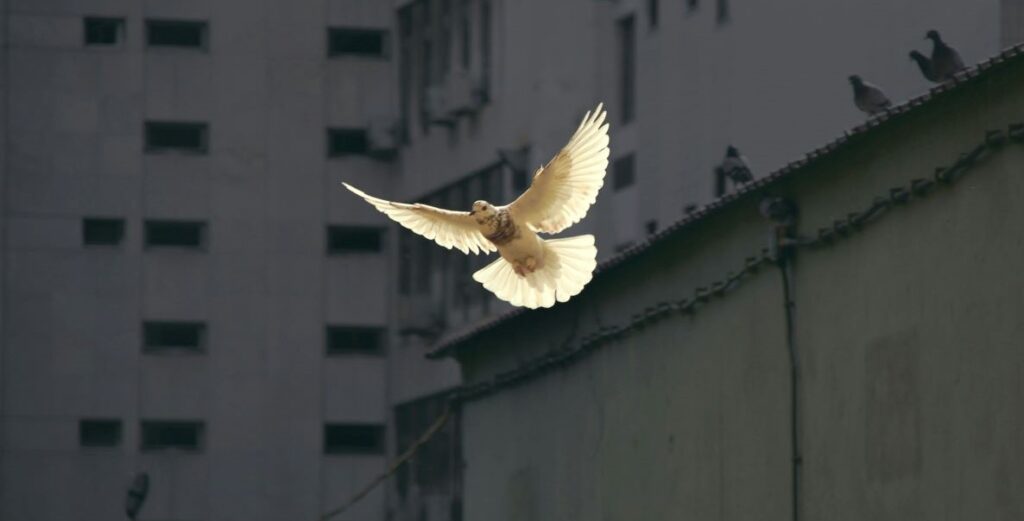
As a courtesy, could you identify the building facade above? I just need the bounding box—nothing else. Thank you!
[0,1,1016,521]
[436,49,1024,520]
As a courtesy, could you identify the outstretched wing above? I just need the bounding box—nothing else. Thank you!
[343,183,496,255]
[505,103,610,234]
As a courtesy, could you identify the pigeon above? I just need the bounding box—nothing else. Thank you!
[926,30,965,81]
[718,145,754,184]
[125,472,150,520]
[343,104,609,309]
[909,51,940,83]
[848,75,892,116]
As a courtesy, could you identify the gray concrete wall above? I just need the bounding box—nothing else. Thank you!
[453,57,1024,520]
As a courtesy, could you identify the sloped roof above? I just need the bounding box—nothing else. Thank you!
[428,42,1024,360]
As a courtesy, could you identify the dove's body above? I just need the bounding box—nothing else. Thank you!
[343,103,610,309]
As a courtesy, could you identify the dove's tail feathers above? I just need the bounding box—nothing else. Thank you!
[472,235,597,309]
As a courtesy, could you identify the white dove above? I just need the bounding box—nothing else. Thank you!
[343,103,610,309]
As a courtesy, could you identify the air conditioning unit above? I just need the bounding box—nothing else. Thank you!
[367,117,399,159]
[470,69,491,105]
[447,71,478,116]
[425,85,456,127]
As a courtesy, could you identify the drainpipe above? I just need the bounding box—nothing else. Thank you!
[760,196,802,521]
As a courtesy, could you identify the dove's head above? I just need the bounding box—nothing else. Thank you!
[925,30,941,42]
[848,75,863,86]
[470,200,498,221]
[725,145,739,157]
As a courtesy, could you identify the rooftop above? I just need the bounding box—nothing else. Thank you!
[427,42,1024,360]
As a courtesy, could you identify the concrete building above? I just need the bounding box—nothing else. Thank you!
[0,1,1018,521]
[0,0,397,519]
[430,48,1024,520]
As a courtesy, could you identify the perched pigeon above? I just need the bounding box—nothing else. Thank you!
[926,30,965,81]
[909,51,940,83]
[848,75,892,116]
[718,145,754,184]
[344,104,610,309]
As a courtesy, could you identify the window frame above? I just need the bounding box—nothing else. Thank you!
[325,325,386,356]
[327,27,390,58]
[144,121,210,155]
[142,321,208,353]
[613,153,636,191]
[326,225,385,255]
[145,19,209,51]
[139,420,205,452]
[323,423,386,455]
[82,217,126,247]
[79,419,123,448]
[326,127,371,158]
[83,17,125,47]
[143,220,207,250]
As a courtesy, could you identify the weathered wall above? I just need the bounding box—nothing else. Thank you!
[455,58,1024,520]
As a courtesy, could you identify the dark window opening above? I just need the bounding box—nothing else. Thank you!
[326,326,386,356]
[83,218,125,246]
[140,421,203,451]
[328,28,388,57]
[398,7,413,143]
[84,17,124,46]
[143,321,206,352]
[439,0,452,76]
[647,0,659,29]
[145,121,208,153]
[613,154,636,191]
[687,0,699,12]
[324,424,385,454]
[146,20,207,49]
[79,419,122,447]
[144,220,205,249]
[327,128,370,157]
[327,226,383,254]
[617,15,636,124]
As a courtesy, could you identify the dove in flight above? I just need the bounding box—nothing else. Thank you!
[343,104,610,309]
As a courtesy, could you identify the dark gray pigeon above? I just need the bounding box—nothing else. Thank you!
[909,51,940,83]
[719,145,754,184]
[926,30,965,81]
[848,75,892,116]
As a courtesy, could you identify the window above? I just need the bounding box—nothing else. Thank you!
[143,321,206,352]
[145,121,209,154]
[144,220,206,249]
[324,424,385,454]
[613,154,636,191]
[647,0,659,30]
[328,28,388,57]
[479,0,492,102]
[716,0,730,24]
[617,16,636,124]
[146,20,208,49]
[459,0,471,69]
[79,419,122,447]
[326,326,386,356]
[439,0,452,76]
[140,421,204,451]
[327,128,370,157]
[83,218,125,246]
[84,17,124,46]
[398,7,413,143]
[326,226,383,254]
